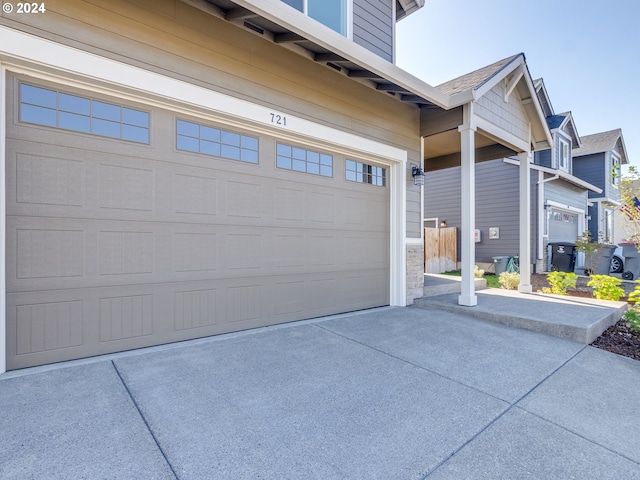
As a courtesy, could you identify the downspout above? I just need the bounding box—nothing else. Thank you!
[537,172,559,261]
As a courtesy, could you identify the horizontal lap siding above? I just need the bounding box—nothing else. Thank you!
[573,154,605,198]
[545,180,588,211]
[425,160,533,263]
[353,0,394,62]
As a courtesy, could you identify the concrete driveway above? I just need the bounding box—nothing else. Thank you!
[2,306,640,479]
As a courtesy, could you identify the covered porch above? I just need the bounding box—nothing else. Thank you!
[419,54,552,306]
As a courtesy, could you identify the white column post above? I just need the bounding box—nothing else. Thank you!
[458,104,477,306]
[518,150,532,293]
[0,64,6,374]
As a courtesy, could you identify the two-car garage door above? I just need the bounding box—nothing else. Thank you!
[5,76,391,370]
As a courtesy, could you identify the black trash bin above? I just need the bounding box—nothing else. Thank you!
[549,242,576,272]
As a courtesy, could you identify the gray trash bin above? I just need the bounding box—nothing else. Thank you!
[620,243,640,280]
[584,244,617,275]
[492,256,511,275]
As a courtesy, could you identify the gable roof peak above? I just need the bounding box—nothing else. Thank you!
[435,53,523,95]
[573,128,627,163]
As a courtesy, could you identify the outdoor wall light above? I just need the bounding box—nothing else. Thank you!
[439,220,447,228]
[411,164,425,186]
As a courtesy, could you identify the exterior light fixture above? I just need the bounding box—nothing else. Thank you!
[411,164,425,186]
[439,220,447,228]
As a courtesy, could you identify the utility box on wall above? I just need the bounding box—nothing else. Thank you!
[474,229,481,243]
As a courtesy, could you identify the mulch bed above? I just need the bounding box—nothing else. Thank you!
[531,274,640,361]
[591,321,640,361]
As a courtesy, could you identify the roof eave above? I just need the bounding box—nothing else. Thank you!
[506,159,603,193]
[231,0,451,109]
[396,0,425,21]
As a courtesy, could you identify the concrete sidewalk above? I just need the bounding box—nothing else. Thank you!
[415,288,627,344]
[2,307,639,479]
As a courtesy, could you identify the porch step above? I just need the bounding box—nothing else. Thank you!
[414,288,627,344]
[423,274,487,297]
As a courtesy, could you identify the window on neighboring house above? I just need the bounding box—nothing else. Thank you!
[19,83,150,144]
[276,143,333,177]
[281,0,347,36]
[176,119,259,164]
[603,208,613,243]
[559,138,570,172]
[345,160,386,187]
[611,155,621,186]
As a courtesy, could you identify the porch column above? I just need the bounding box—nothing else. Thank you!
[458,106,477,306]
[518,150,532,293]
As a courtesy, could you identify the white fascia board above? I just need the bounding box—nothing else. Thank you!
[232,0,452,109]
[516,62,553,148]
[397,0,426,20]
[466,55,525,103]
[617,134,630,164]
[562,114,582,148]
[475,116,530,153]
[535,79,555,116]
[504,158,603,194]
[462,55,552,149]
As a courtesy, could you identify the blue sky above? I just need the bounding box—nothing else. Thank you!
[395,0,639,169]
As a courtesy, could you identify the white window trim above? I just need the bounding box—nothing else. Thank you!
[558,137,570,172]
[0,26,409,373]
[290,0,353,39]
[611,153,621,187]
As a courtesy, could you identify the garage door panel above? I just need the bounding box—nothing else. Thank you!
[549,209,579,243]
[6,78,391,369]
[8,264,389,369]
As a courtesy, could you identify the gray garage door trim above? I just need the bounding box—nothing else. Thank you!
[1,36,409,371]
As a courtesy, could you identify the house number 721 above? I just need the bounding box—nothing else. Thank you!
[270,113,287,126]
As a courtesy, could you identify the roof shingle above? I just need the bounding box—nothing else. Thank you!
[436,54,522,95]
[573,129,623,157]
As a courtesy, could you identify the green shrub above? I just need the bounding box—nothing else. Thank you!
[586,275,625,301]
[498,271,520,290]
[624,280,640,331]
[624,306,640,332]
[542,271,577,296]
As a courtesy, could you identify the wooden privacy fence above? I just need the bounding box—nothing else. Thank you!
[424,227,457,273]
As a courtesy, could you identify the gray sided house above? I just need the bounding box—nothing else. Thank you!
[572,129,629,243]
[0,0,550,372]
[425,78,599,273]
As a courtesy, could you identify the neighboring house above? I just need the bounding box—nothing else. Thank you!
[572,129,629,243]
[0,1,549,372]
[612,179,640,245]
[424,77,600,273]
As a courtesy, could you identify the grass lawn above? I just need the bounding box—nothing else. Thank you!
[441,270,501,288]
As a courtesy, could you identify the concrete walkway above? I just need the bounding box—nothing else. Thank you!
[415,288,627,344]
[2,306,639,479]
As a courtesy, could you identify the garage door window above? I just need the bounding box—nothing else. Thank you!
[345,160,385,186]
[19,83,150,143]
[177,119,259,164]
[276,143,332,177]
